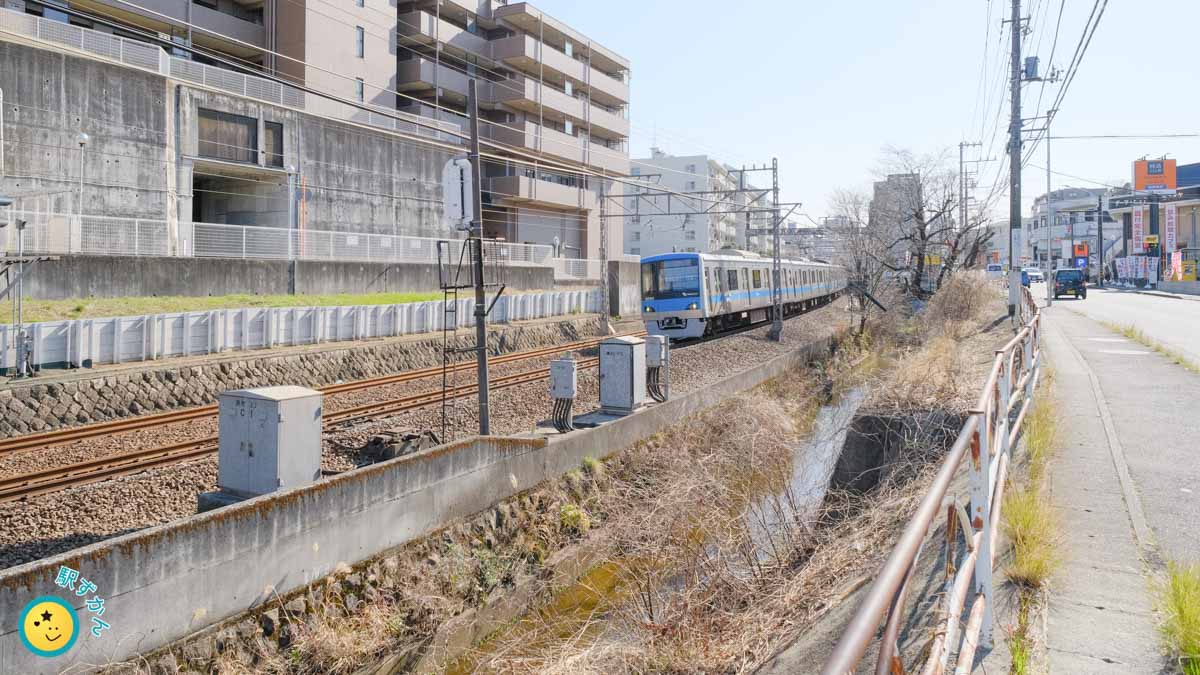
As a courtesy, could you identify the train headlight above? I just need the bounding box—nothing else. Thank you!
[687,302,699,310]
[644,306,655,313]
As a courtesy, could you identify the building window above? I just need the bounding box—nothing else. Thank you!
[355,26,364,58]
[264,121,284,168]
[564,119,573,135]
[632,167,641,176]
[631,231,640,241]
[630,247,640,255]
[686,180,696,190]
[197,108,257,163]
[686,164,696,174]
[355,78,365,102]
[356,0,363,6]
[631,216,640,224]
[194,0,218,9]
[684,230,696,241]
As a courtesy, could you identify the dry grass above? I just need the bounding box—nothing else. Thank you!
[1157,561,1200,675]
[1001,487,1061,589]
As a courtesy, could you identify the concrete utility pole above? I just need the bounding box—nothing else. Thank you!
[1007,0,1023,317]
[467,79,490,435]
[598,181,614,335]
[1045,115,1054,305]
[767,158,783,341]
[1097,194,1104,287]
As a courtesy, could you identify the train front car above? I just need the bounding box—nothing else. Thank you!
[640,253,708,340]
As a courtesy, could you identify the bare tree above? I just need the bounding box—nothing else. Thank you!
[829,188,889,334]
[867,147,994,299]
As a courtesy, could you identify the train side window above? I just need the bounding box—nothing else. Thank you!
[727,269,738,291]
[752,270,762,288]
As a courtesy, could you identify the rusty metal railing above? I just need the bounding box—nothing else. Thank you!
[822,286,1042,674]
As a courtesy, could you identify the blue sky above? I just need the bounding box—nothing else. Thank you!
[537,0,1200,219]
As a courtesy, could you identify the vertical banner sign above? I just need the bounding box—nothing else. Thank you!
[1132,207,1145,252]
[1166,204,1178,254]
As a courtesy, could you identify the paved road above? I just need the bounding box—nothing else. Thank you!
[1035,283,1200,366]
[1040,302,1200,672]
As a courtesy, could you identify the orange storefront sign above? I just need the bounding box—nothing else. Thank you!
[1134,159,1177,194]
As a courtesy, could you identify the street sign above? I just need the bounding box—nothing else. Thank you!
[442,157,474,231]
[1074,256,1088,269]
[1144,234,1160,245]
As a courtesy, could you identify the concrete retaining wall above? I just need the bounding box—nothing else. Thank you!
[1159,280,1200,296]
[19,255,555,300]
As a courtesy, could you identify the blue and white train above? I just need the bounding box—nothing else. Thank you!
[640,250,847,340]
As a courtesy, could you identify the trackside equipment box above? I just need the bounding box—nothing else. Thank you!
[217,386,323,498]
[599,336,646,414]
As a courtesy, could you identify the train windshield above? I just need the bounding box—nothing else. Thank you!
[642,258,701,299]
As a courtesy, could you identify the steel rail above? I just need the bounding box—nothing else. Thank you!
[0,332,641,456]
[0,356,607,503]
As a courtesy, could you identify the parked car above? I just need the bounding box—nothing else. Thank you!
[1022,267,1044,283]
[1054,268,1087,299]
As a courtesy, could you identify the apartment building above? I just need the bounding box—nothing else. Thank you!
[622,150,750,257]
[394,1,631,259]
[1027,187,1120,269]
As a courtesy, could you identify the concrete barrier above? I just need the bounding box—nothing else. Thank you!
[0,332,838,673]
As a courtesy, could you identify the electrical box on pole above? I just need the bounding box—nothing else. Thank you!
[442,157,474,231]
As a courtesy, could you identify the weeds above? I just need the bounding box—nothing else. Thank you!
[1002,487,1060,589]
[1157,561,1200,675]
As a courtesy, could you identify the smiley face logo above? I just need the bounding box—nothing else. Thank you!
[19,596,79,657]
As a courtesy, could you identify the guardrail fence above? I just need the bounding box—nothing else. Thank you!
[822,286,1042,674]
[0,289,601,372]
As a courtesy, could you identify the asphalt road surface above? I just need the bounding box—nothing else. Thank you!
[1035,283,1200,366]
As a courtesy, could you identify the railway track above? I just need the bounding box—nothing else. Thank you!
[0,331,642,456]
[0,334,630,503]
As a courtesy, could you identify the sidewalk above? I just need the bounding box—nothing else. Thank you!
[1040,303,1200,671]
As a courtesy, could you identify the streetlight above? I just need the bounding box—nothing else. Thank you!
[75,132,90,247]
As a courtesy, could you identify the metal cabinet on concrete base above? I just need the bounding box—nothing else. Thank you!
[599,336,646,414]
[217,386,323,498]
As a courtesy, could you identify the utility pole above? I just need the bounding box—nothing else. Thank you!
[1007,0,1023,317]
[467,79,490,435]
[1045,111,1054,305]
[598,181,613,335]
[767,158,783,341]
[959,141,982,232]
[1097,194,1104,287]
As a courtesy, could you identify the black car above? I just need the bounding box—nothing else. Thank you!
[1054,269,1087,299]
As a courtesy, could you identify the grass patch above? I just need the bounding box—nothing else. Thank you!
[1101,321,1200,374]
[1002,487,1060,589]
[0,291,452,324]
[1157,561,1200,675]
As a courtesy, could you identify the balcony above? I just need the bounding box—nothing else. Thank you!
[489,175,598,211]
[487,76,585,122]
[587,67,629,106]
[585,141,629,175]
[587,103,629,139]
[494,2,629,78]
[397,10,490,58]
[491,33,585,83]
[397,57,471,97]
[486,120,584,164]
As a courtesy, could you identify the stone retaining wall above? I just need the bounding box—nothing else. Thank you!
[0,317,599,438]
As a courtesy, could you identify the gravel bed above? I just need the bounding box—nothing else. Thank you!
[0,305,848,570]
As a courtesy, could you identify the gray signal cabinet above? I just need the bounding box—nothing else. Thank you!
[217,386,323,498]
[599,336,646,414]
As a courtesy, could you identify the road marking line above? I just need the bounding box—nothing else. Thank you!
[1087,338,1128,343]
[1097,349,1150,355]
[1050,319,1158,566]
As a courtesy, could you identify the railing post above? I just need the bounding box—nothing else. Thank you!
[1024,323,1036,401]
[242,227,247,259]
[969,411,994,647]
[996,351,1011,461]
